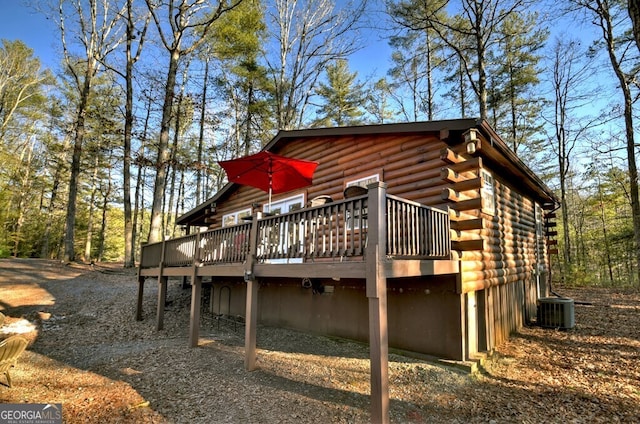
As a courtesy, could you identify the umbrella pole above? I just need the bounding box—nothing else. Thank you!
[268,165,273,213]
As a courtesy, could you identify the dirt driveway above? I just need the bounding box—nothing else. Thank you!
[0,258,639,423]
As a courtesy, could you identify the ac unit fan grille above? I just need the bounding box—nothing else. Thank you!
[537,297,575,329]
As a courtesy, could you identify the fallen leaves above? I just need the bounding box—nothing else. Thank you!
[0,259,638,423]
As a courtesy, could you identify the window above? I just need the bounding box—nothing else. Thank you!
[480,169,495,216]
[345,174,379,230]
[222,208,251,227]
[346,174,380,190]
[263,194,304,215]
[263,194,305,264]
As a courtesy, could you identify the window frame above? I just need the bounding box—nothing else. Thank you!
[345,173,380,191]
[222,208,252,227]
[480,169,496,216]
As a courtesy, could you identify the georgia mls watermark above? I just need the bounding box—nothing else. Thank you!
[0,404,62,424]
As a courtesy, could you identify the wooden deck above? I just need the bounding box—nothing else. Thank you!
[135,183,458,424]
[138,187,456,281]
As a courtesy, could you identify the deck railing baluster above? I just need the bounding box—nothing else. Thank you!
[139,193,451,270]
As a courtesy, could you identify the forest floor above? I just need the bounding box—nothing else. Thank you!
[0,258,638,423]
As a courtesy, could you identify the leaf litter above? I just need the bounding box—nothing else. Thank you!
[0,259,638,423]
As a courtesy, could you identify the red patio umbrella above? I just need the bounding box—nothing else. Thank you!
[219,151,319,212]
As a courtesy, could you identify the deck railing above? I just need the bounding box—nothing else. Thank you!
[256,194,369,262]
[386,194,450,258]
[139,193,450,270]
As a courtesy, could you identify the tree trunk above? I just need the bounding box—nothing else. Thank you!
[83,163,100,262]
[459,61,466,117]
[559,151,571,267]
[148,49,180,243]
[123,2,135,268]
[597,187,614,284]
[598,0,640,284]
[133,97,152,258]
[63,67,93,262]
[41,130,68,259]
[173,168,185,235]
[425,30,434,121]
[474,4,488,121]
[196,58,209,205]
[12,141,34,257]
[629,0,640,52]
[98,167,112,261]
[165,70,188,237]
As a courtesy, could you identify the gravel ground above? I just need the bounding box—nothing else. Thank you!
[0,258,638,423]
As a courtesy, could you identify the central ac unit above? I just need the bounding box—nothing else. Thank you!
[537,297,575,329]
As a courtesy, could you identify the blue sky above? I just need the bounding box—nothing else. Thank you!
[0,0,390,79]
[0,1,61,70]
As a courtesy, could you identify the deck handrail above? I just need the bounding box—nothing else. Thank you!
[139,192,451,270]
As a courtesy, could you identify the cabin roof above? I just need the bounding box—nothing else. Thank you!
[177,118,557,226]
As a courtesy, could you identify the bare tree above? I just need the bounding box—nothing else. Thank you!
[195,54,210,205]
[0,40,53,138]
[123,0,149,266]
[144,0,243,243]
[543,37,594,267]
[94,0,149,266]
[629,0,640,52]
[58,0,126,262]
[397,0,533,121]
[571,0,640,283]
[265,0,368,130]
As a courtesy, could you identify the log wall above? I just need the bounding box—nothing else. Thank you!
[196,125,556,361]
[209,134,452,227]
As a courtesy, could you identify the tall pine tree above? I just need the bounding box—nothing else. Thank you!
[312,59,366,127]
[488,11,547,157]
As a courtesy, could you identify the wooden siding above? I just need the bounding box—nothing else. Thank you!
[193,127,552,336]
[459,177,543,292]
[208,133,452,227]
[158,121,558,365]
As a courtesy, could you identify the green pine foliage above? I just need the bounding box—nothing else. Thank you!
[487,11,548,159]
[0,0,638,286]
[312,59,366,127]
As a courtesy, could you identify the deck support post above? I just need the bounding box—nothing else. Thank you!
[189,231,203,347]
[156,239,167,331]
[189,276,202,347]
[244,276,258,370]
[136,243,146,321]
[366,182,389,424]
[136,276,145,321]
[156,276,167,331]
[244,212,261,371]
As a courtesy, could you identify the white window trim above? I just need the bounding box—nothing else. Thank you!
[481,169,496,216]
[263,193,305,264]
[222,208,252,227]
[345,175,379,230]
[346,174,380,189]
[263,193,305,214]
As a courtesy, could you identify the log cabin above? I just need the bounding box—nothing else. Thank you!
[136,117,557,371]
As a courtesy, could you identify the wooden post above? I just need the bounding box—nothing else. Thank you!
[189,231,202,347]
[365,182,389,424]
[156,276,168,331]
[135,243,146,321]
[136,275,145,321]
[245,212,261,371]
[156,239,167,331]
